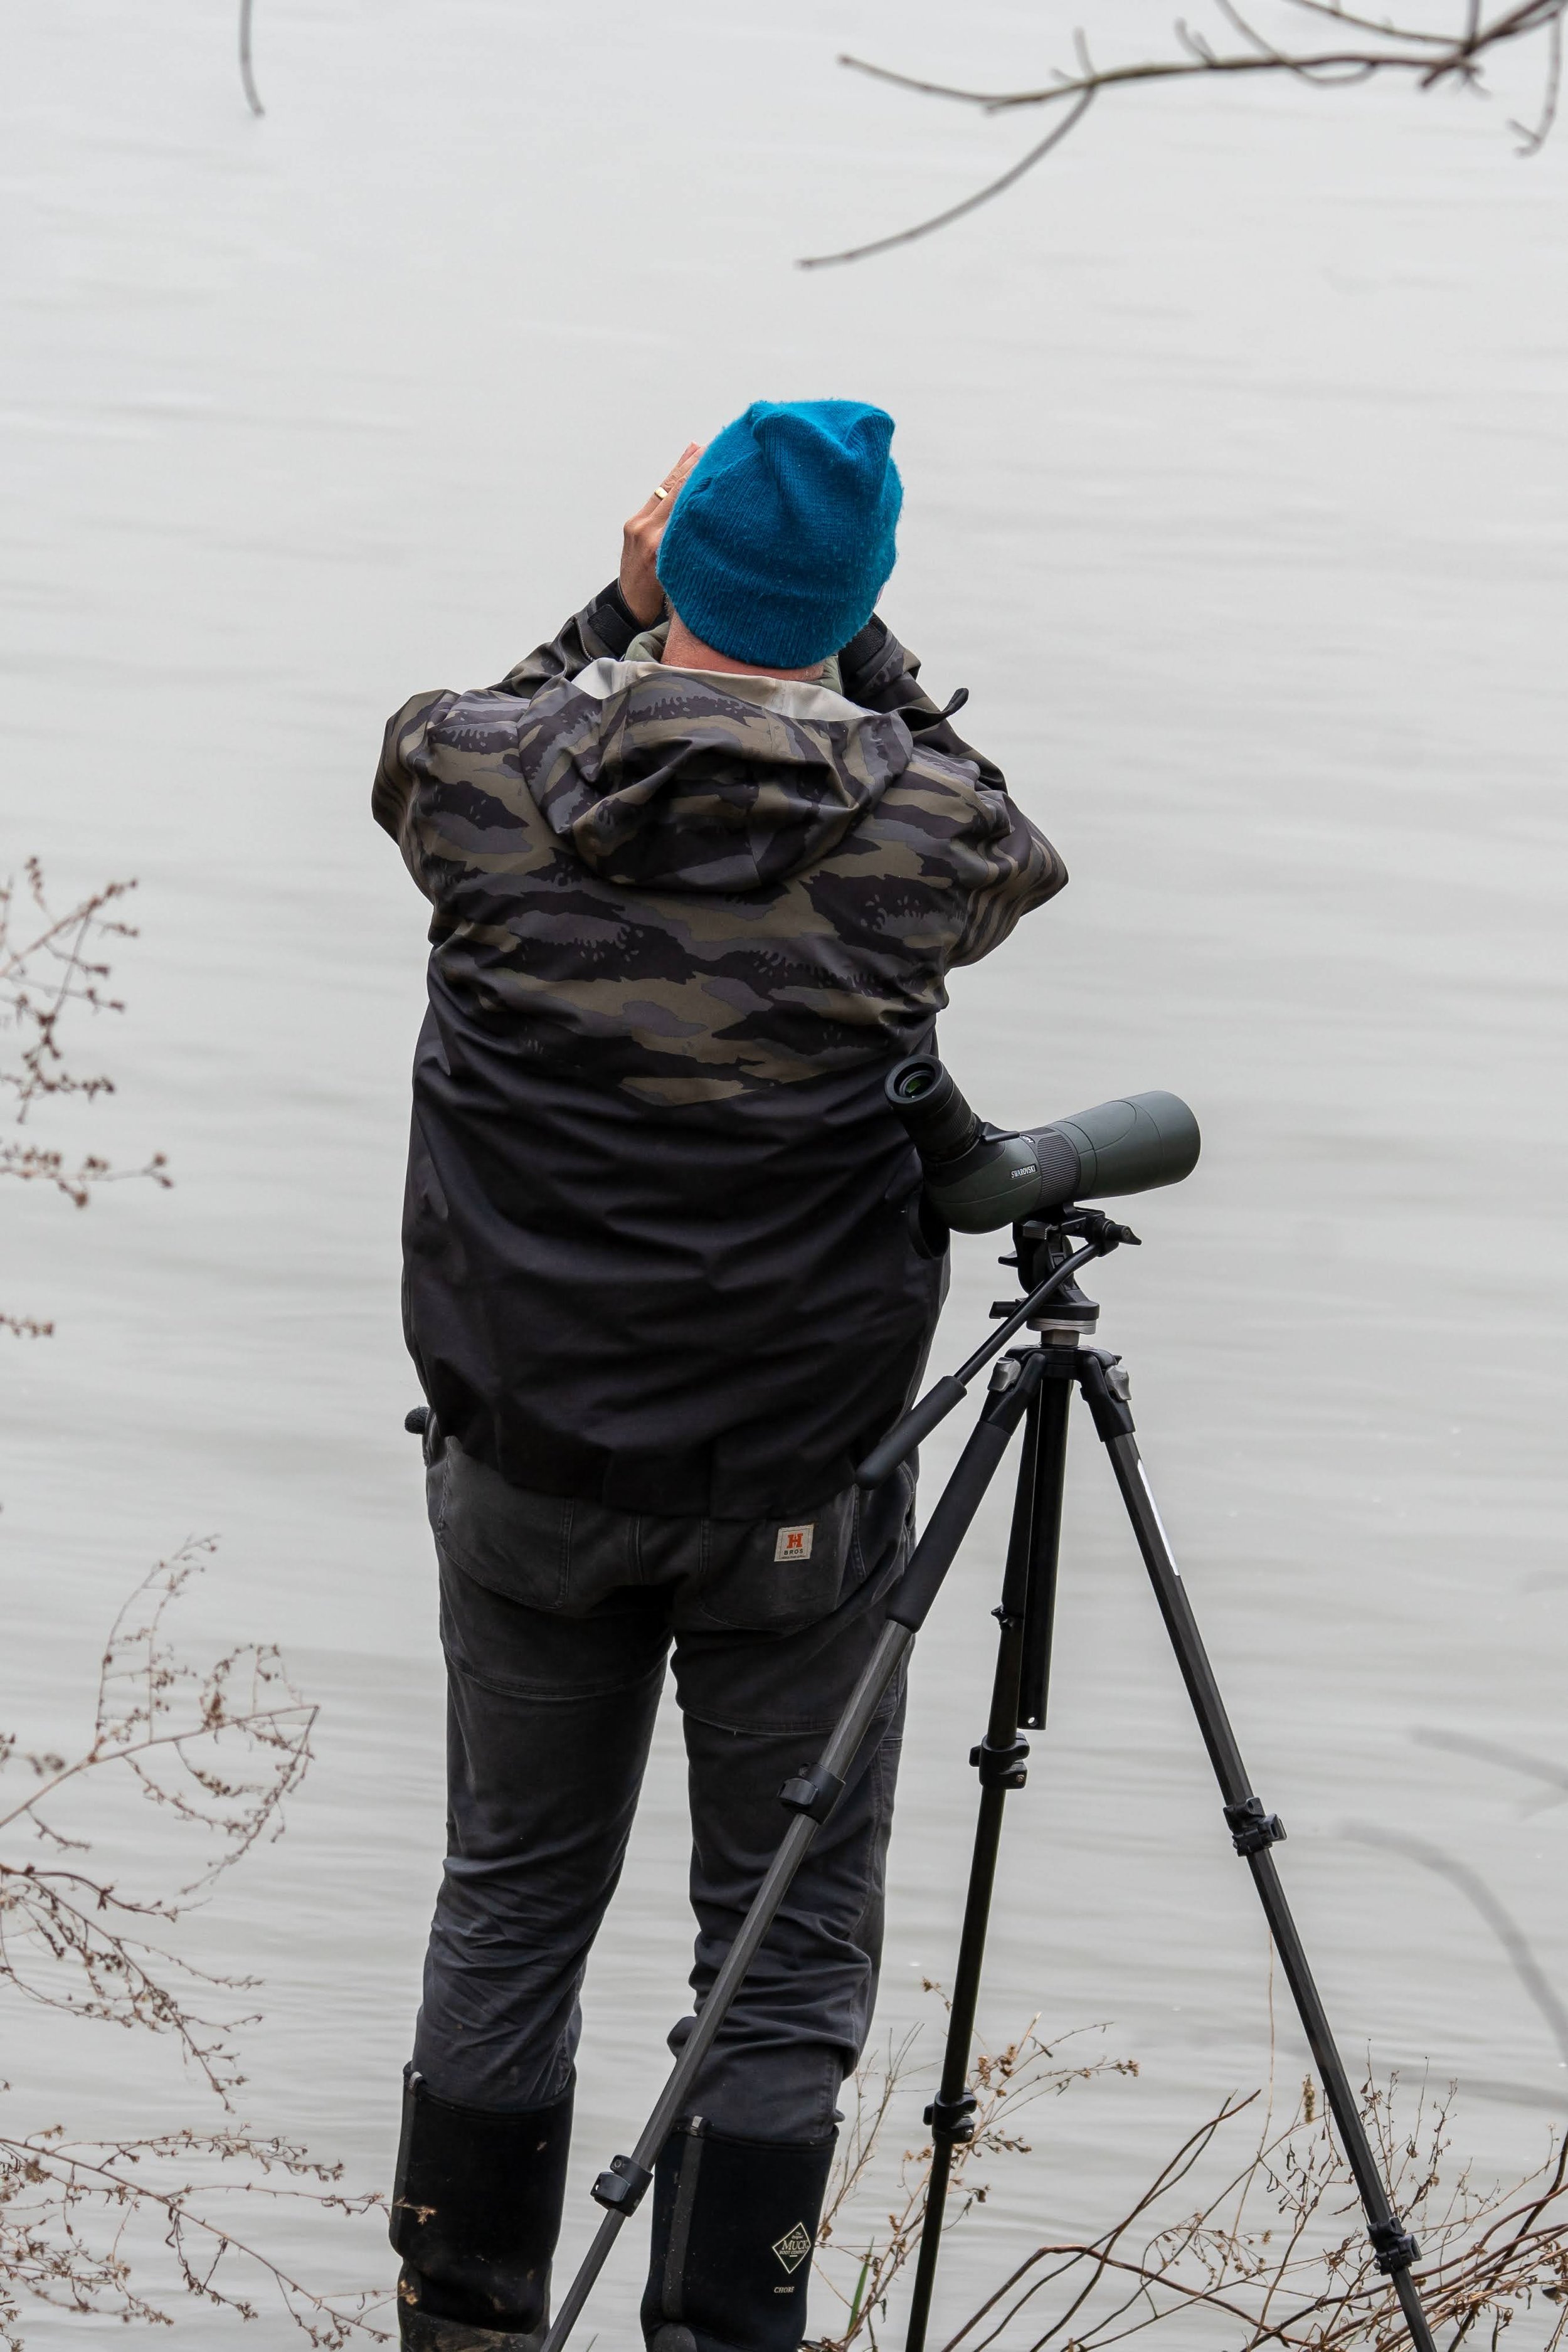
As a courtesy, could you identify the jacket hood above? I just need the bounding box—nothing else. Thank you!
[508,659,918,894]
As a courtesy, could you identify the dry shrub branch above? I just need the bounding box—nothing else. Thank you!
[1,1542,315,2098]
[0,1556,389,2344]
[1,857,389,2336]
[810,2005,1568,2349]
[0,859,169,1335]
[1,2126,383,2349]
[946,2074,1568,2349]
[813,2005,1140,2348]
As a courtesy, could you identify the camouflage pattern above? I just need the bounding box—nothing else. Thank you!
[374,586,1064,1107]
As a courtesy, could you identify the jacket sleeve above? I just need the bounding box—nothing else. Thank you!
[840,615,1069,967]
[371,582,644,885]
[948,792,1067,968]
[488,579,641,697]
[371,687,448,890]
[838,612,1009,790]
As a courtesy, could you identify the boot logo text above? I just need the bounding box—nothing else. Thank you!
[773,2220,813,2272]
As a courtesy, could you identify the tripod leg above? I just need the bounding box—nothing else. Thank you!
[1018,1370,1069,1735]
[904,1357,1074,2352]
[540,1355,1041,2352]
[1077,1359,1439,2352]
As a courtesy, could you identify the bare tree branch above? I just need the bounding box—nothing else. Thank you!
[240,0,265,117]
[800,93,1096,268]
[802,0,1568,265]
[1344,1821,1568,2066]
[1414,1724,1568,1809]
[1511,0,1564,141]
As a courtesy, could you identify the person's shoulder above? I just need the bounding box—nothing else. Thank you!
[383,686,453,741]
[874,741,1012,844]
[389,683,558,790]
[382,685,561,864]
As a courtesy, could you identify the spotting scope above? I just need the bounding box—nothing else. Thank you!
[887,1055,1200,1232]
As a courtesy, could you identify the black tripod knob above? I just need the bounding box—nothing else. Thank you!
[923,2090,978,2144]
[969,1735,1030,1789]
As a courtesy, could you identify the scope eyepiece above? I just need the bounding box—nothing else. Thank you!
[885,1055,1200,1232]
[884,1055,983,1166]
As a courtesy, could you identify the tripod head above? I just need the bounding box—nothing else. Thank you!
[855,1201,1142,1490]
[886,1054,1200,1233]
[856,1057,1197,1491]
[1010,1211,1113,1340]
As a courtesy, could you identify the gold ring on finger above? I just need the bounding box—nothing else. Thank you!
[652,485,670,501]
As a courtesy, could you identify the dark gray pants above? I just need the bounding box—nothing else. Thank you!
[412,1438,913,2141]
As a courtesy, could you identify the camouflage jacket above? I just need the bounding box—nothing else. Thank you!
[376,583,1065,1517]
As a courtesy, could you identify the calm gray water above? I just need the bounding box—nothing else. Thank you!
[4,3,1566,2342]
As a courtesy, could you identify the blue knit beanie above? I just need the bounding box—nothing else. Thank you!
[655,399,901,669]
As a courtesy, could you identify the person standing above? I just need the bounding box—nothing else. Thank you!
[373,400,1066,2351]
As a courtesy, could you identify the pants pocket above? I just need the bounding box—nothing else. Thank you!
[432,1439,573,1613]
[692,1486,859,1634]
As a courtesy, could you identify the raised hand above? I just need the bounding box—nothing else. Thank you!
[620,443,703,626]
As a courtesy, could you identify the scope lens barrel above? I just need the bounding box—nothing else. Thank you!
[1036,1089,1199,1203]
[885,1056,983,1166]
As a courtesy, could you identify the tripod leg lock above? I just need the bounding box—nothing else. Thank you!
[923,2090,978,2144]
[1369,2217,1422,2274]
[970,1735,1030,1789]
[591,2152,654,2215]
[1224,1795,1287,1856]
[1076,1352,1136,1443]
[779,1764,847,1825]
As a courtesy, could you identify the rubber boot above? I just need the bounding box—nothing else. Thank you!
[640,2119,837,2352]
[391,2066,573,2350]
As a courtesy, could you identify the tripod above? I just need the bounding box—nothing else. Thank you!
[897,1222,1438,2352]
[539,1211,1438,2352]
